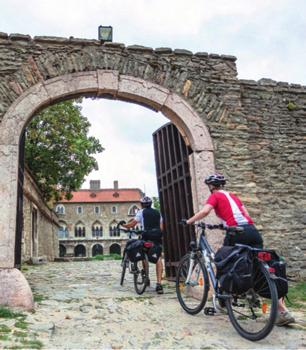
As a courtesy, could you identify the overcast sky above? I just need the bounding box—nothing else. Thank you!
[1,0,306,196]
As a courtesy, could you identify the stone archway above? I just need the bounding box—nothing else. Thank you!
[74,244,86,257]
[0,34,305,309]
[0,71,214,309]
[109,243,121,256]
[92,244,103,257]
[59,244,66,257]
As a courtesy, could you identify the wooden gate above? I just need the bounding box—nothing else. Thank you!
[153,123,195,279]
[15,132,25,268]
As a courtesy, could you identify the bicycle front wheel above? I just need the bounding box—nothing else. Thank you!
[176,253,209,315]
[133,256,149,295]
[226,260,278,341]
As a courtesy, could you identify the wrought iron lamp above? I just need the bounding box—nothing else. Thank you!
[98,26,113,43]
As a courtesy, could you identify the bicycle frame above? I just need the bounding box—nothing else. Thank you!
[199,233,218,291]
[185,227,218,293]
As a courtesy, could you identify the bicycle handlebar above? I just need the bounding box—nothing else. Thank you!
[179,220,224,230]
[195,222,224,230]
[179,220,245,233]
[117,227,144,237]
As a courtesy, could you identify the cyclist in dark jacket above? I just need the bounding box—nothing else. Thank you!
[186,173,294,326]
[122,196,164,294]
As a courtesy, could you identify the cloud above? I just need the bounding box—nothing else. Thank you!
[0,0,296,42]
[80,99,167,196]
[2,0,306,84]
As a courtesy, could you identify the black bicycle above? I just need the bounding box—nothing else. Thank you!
[176,222,278,341]
[119,227,153,295]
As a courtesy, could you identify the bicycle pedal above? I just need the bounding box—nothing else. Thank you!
[204,307,216,316]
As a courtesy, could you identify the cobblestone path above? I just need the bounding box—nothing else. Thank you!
[3,260,306,349]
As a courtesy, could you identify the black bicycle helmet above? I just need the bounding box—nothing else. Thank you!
[140,196,152,207]
[204,173,226,186]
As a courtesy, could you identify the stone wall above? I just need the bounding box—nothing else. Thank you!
[23,168,59,262]
[0,33,237,123]
[0,33,305,279]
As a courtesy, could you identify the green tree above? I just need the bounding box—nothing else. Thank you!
[25,100,104,202]
[152,196,160,211]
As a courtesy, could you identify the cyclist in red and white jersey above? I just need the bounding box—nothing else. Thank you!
[186,173,263,247]
[186,173,294,326]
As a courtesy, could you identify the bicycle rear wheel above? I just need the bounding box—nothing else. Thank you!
[176,253,209,315]
[133,256,149,295]
[120,253,128,286]
[226,260,278,341]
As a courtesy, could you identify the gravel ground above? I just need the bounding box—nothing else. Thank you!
[1,260,305,349]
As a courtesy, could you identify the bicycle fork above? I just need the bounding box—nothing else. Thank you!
[185,252,197,286]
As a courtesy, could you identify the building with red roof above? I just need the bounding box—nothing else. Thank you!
[55,180,144,258]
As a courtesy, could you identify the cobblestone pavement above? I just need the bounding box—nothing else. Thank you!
[2,260,306,349]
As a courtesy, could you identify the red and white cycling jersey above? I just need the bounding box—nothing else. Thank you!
[206,190,253,227]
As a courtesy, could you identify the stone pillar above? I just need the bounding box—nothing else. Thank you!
[66,244,75,257]
[0,144,19,268]
[105,242,110,255]
[189,150,223,251]
[189,150,214,212]
[0,144,34,309]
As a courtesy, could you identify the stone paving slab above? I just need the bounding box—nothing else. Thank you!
[1,260,305,349]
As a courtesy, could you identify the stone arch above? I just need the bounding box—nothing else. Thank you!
[59,244,66,257]
[0,70,215,309]
[109,243,121,256]
[92,244,103,257]
[74,244,86,257]
[128,204,139,216]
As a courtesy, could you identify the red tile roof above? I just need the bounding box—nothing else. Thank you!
[59,189,143,203]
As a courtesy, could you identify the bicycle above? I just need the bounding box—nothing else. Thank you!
[175,222,278,341]
[119,227,153,295]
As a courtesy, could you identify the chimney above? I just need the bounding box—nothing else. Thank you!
[90,180,101,190]
[114,180,119,190]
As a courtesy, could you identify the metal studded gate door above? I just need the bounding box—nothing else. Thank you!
[153,123,195,279]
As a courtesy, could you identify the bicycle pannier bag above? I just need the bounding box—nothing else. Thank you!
[126,240,145,262]
[254,251,288,299]
[147,244,162,264]
[215,246,253,294]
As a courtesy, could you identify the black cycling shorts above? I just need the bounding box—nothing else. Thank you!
[223,224,263,249]
[142,229,163,245]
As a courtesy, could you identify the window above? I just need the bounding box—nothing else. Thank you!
[75,222,86,237]
[111,206,117,214]
[55,205,65,215]
[94,206,100,214]
[92,221,103,237]
[109,220,120,237]
[58,221,69,239]
[109,226,120,237]
[76,206,83,214]
[128,205,139,216]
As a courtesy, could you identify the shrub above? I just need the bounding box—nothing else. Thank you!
[91,254,121,261]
